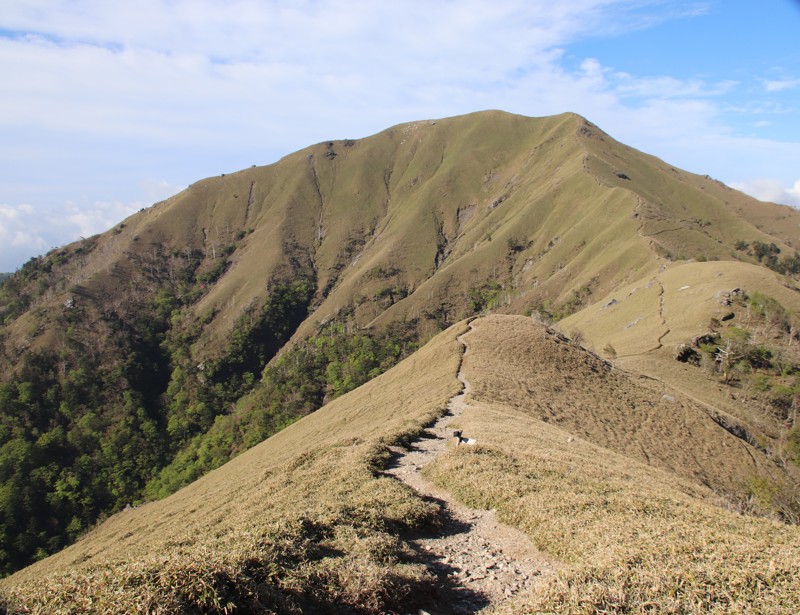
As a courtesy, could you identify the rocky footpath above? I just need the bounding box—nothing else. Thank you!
[385,324,555,614]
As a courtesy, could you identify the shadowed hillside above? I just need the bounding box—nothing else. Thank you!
[1,110,799,576]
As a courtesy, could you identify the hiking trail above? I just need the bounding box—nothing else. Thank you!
[386,322,556,614]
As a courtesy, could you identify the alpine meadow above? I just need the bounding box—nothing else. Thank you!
[1,111,800,613]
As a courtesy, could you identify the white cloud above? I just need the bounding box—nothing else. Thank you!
[140,178,185,204]
[58,200,142,239]
[764,79,800,93]
[2,1,726,146]
[0,188,179,271]
[612,74,738,99]
[729,178,800,208]
[0,0,798,270]
[0,204,51,270]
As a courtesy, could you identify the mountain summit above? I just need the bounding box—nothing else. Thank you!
[1,111,799,611]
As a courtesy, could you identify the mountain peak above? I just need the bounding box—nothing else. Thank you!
[1,111,799,604]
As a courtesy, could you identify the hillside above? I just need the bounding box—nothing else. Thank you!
[5,111,799,359]
[1,109,799,576]
[561,260,800,493]
[3,316,799,613]
[0,321,467,612]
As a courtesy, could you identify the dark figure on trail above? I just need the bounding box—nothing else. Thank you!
[453,430,476,446]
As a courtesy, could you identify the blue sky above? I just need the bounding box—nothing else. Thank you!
[1,0,799,271]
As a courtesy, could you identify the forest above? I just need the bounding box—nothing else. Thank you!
[0,246,418,575]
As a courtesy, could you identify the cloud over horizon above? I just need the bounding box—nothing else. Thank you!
[730,178,800,209]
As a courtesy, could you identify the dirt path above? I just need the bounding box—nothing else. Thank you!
[386,323,556,614]
[653,279,671,351]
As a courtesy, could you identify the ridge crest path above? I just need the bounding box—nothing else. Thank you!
[386,322,556,614]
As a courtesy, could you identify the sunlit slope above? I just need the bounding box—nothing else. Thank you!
[301,112,649,334]
[9,110,800,364]
[456,315,776,495]
[4,316,800,612]
[579,122,800,257]
[560,260,800,431]
[561,260,800,357]
[426,319,800,613]
[165,107,800,344]
[0,323,467,611]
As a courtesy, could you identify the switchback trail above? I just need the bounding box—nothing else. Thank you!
[386,322,556,614]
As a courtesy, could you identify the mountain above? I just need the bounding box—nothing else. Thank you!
[0,110,799,607]
[6,111,799,358]
[2,317,799,613]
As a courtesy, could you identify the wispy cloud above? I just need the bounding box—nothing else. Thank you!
[0,202,46,245]
[763,78,800,93]
[0,0,798,270]
[729,178,800,208]
[0,203,55,270]
[0,178,181,271]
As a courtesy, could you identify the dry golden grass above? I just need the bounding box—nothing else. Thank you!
[561,260,800,359]
[0,322,468,613]
[427,436,800,614]
[14,110,800,366]
[561,259,800,445]
[7,105,800,610]
[459,315,773,496]
[5,315,800,612]
[425,315,800,613]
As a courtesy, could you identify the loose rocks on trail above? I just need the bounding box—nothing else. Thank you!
[385,324,555,614]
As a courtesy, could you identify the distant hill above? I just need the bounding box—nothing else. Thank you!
[0,110,799,588]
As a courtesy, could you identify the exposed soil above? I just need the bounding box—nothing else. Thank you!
[385,323,556,614]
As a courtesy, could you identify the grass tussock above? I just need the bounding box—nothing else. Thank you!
[5,315,800,612]
[427,443,800,613]
[0,323,468,613]
[2,515,431,614]
[422,315,800,613]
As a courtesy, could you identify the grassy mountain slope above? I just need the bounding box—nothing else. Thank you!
[1,322,467,612]
[3,316,799,612]
[458,315,769,496]
[427,318,800,613]
[561,260,800,486]
[2,109,800,575]
[560,260,800,360]
[7,110,797,362]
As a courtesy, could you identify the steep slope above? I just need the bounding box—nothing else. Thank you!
[454,316,780,497]
[0,322,467,612]
[3,316,799,613]
[427,317,800,614]
[2,109,799,575]
[561,260,800,485]
[5,110,798,362]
